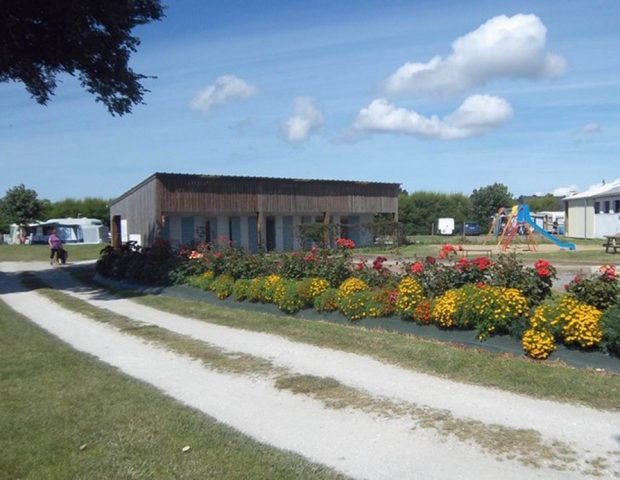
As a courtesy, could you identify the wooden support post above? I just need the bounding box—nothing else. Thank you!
[256,211,265,250]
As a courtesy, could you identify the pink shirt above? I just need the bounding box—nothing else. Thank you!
[48,234,62,249]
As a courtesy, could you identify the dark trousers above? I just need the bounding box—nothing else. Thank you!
[50,248,60,261]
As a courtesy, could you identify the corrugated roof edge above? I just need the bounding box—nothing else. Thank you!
[563,179,620,201]
[111,172,401,206]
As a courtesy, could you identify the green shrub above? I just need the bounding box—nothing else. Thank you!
[601,304,620,356]
[232,278,252,301]
[186,272,215,291]
[211,274,235,299]
[314,288,339,312]
[564,269,619,311]
[274,280,306,314]
[337,290,383,321]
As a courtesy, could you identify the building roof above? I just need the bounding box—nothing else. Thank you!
[40,218,104,226]
[112,172,401,206]
[564,179,620,200]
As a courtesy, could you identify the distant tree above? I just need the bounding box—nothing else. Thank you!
[399,191,472,235]
[0,1,165,115]
[49,198,110,226]
[1,184,43,228]
[470,183,514,231]
[520,194,563,212]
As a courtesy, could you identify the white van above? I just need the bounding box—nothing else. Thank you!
[437,218,455,235]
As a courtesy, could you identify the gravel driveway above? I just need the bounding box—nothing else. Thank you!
[1,261,618,479]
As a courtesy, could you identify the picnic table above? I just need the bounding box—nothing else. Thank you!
[603,234,620,254]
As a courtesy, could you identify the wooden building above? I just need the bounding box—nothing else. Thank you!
[109,173,400,250]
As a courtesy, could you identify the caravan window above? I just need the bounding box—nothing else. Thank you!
[594,202,600,214]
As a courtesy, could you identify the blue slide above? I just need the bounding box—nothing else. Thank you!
[517,205,576,250]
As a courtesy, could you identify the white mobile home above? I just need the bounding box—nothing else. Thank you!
[563,180,620,239]
[9,218,110,245]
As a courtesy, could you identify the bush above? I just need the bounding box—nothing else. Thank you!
[337,290,382,320]
[488,254,555,306]
[186,271,215,291]
[274,280,307,314]
[211,274,235,300]
[529,295,603,349]
[431,285,528,340]
[308,277,330,299]
[232,278,252,301]
[314,288,339,312]
[337,277,369,299]
[96,239,177,286]
[600,304,620,356]
[564,265,619,311]
[522,328,556,360]
[395,277,424,319]
[413,298,433,325]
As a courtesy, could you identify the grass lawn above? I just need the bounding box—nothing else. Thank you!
[361,235,619,265]
[0,300,345,480]
[0,243,104,262]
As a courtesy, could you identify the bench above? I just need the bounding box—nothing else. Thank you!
[462,248,493,258]
[603,235,620,254]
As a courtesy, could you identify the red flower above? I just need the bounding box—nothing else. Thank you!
[455,257,470,270]
[438,244,457,259]
[335,237,356,249]
[372,256,387,271]
[425,256,436,265]
[534,259,553,278]
[355,261,365,271]
[475,282,486,288]
[410,262,424,273]
[472,257,492,271]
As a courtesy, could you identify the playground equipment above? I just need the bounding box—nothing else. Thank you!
[498,205,576,251]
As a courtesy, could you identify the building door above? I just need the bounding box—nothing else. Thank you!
[229,216,241,247]
[181,217,194,245]
[266,216,276,251]
[247,216,258,252]
[282,216,294,251]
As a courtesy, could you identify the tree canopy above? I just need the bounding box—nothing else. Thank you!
[1,184,43,227]
[399,191,472,235]
[48,198,110,226]
[0,0,164,115]
[469,183,514,230]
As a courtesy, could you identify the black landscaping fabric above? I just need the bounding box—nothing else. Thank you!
[94,275,620,374]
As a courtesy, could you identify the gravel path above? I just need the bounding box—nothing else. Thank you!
[1,261,618,479]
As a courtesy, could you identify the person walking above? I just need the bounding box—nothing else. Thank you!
[48,229,62,265]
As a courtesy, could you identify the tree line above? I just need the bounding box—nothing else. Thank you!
[0,184,110,234]
[399,183,563,235]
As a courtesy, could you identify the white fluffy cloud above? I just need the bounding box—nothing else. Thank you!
[282,97,324,143]
[354,94,512,140]
[190,75,258,113]
[384,14,567,96]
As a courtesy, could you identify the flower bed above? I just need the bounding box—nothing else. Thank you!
[96,239,620,361]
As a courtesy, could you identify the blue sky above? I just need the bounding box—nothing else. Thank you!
[1,0,618,201]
